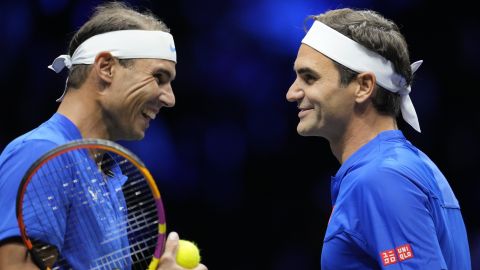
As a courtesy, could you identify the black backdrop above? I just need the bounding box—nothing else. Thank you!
[1,0,479,269]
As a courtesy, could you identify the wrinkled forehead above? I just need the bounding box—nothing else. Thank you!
[133,58,176,76]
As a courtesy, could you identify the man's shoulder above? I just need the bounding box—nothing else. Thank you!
[351,140,428,182]
[0,137,59,177]
[344,151,429,198]
[0,120,70,168]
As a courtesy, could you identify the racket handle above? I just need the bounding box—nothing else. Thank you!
[148,257,160,270]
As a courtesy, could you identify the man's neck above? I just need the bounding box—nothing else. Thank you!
[57,87,110,140]
[329,114,397,164]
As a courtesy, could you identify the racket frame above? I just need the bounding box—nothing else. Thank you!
[15,139,166,270]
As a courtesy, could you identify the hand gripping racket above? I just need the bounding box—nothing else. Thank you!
[16,139,166,270]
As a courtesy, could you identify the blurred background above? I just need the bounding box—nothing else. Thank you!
[1,0,479,269]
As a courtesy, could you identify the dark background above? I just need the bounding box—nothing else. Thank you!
[1,0,479,269]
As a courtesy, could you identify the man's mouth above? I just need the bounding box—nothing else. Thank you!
[298,108,313,118]
[142,109,158,120]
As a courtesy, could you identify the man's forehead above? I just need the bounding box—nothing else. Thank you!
[131,58,176,79]
[135,58,175,68]
[294,44,332,71]
[141,58,175,70]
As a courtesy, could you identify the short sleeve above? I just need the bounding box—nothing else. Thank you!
[349,167,448,269]
[0,140,59,241]
[21,153,74,252]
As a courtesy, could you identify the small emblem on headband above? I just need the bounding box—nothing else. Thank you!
[170,44,176,52]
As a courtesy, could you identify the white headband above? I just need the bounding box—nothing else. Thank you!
[48,30,177,101]
[302,21,423,132]
[49,30,176,73]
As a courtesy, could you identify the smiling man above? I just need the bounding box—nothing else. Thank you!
[287,8,471,270]
[0,2,206,270]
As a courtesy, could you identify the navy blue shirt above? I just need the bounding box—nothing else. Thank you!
[321,130,470,269]
[0,113,130,269]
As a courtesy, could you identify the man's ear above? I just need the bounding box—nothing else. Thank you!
[354,72,376,103]
[93,51,116,86]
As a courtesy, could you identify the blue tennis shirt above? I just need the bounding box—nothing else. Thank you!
[0,113,130,269]
[322,130,470,269]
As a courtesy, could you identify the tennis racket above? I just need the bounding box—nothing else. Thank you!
[16,139,166,270]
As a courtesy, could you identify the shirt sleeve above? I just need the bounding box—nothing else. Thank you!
[0,140,60,242]
[21,154,74,252]
[347,167,448,269]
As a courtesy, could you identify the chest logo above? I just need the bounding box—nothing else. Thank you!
[380,249,397,266]
[396,243,414,261]
[380,243,414,266]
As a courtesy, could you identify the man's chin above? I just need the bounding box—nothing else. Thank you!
[121,131,145,141]
[297,126,314,137]
[133,132,146,140]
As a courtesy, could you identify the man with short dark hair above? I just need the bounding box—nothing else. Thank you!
[287,8,471,269]
[0,3,207,270]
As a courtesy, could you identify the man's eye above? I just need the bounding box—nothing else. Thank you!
[303,74,316,84]
[153,74,164,84]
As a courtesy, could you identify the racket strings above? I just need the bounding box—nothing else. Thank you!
[43,179,158,250]
[21,149,162,269]
[90,233,158,269]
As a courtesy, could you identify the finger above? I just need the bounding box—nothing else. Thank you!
[194,263,208,270]
[163,231,180,257]
[156,232,180,270]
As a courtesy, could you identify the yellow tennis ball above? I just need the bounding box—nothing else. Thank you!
[176,239,201,269]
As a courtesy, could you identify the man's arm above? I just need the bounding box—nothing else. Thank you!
[0,242,39,270]
[0,140,62,270]
[350,167,447,269]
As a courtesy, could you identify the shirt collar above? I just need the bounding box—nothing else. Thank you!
[50,113,83,140]
[330,129,406,204]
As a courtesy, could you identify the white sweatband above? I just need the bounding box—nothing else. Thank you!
[302,21,423,132]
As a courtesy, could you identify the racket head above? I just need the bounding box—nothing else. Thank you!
[16,139,166,270]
